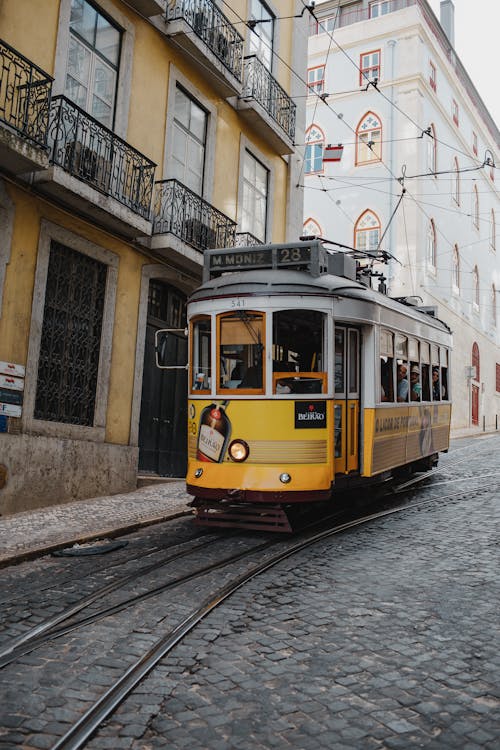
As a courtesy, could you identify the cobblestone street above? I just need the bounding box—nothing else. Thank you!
[0,435,499,749]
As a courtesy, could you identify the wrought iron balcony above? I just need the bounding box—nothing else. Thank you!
[47,96,155,219]
[153,179,236,253]
[239,56,296,152]
[0,39,52,147]
[235,232,264,247]
[165,0,243,87]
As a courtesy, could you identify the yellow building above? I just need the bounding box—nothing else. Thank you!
[0,0,307,513]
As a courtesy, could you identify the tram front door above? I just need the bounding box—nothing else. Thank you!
[333,326,360,475]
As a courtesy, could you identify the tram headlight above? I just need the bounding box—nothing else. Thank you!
[279,473,292,484]
[229,439,249,462]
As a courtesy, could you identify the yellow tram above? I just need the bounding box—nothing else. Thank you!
[159,240,452,531]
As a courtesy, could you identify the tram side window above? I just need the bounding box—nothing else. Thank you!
[420,341,431,401]
[395,335,409,402]
[219,312,264,391]
[380,329,394,402]
[191,316,211,391]
[440,348,449,400]
[272,309,326,394]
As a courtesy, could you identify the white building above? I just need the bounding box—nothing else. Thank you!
[304,0,500,434]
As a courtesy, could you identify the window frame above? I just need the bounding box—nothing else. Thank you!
[452,99,459,126]
[307,65,325,95]
[490,210,496,251]
[472,184,480,229]
[452,157,460,205]
[356,111,382,165]
[429,60,436,91]
[354,209,381,254]
[472,266,480,310]
[240,147,270,243]
[427,218,437,270]
[427,123,437,176]
[359,49,381,86]
[305,124,325,175]
[452,244,460,293]
[248,0,275,72]
[53,0,133,139]
[23,220,118,441]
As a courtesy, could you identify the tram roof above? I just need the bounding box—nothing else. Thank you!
[189,268,452,335]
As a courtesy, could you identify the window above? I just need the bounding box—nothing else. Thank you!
[496,363,500,393]
[472,342,480,381]
[305,125,324,174]
[360,50,380,85]
[427,124,437,175]
[303,218,322,237]
[356,112,382,164]
[65,0,121,128]
[218,311,264,392]
[35,240,107,425]
[472,266,479,309]
[191,316,211,392]
[427,219,437,268]
[429,60,436,91]
[171,86,207,195]
[473,184,479,229]
[452,244,460,291]
[308,66,325,95]
[370,1,390,18]
[380,329,394,402]
[241,150,268,242]
[492,285,497,328]
[472,131,478,156]
[272,310,326,394]
[248,0,274,71]
[452,157,460,204]
[491,210,496,251]
[452,99,459,126]
[354,210,380,254]
[309,14,338,35]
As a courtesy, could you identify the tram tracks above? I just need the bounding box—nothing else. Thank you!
[36,489,485,750]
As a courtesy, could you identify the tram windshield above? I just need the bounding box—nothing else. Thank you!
[272,309,326,394]
[219,311,264,391]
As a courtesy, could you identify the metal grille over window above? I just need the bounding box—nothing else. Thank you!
[34,241,107,425]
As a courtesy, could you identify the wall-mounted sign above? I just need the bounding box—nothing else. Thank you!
[0,362,25,418]
[0,361,25,378]
[0,402,22,418]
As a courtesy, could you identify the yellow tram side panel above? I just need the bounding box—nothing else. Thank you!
[187,399,334,492]
[363,403,452,477]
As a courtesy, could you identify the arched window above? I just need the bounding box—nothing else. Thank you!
[427,124,437,174]
[354,210,381,253]
[492,284,497,328]
[303,218,322,237]
[452,244,460,291]
[452,157,460,204]
[427,219,437,267]
[472,184,479,228]
[472,266,480,308]
[305,125,325,174]
[356,112,382,164]
[490,209,496,251]
[472,342,480,381]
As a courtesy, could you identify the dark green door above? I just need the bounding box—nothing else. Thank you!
[138,281,187,477]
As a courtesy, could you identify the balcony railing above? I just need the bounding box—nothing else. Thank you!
[153,179,236,253]
[0,39,52,147]
[47,96,156,219]
[166,0,244,81]
[235,232,264,247]
[242,56,296,142]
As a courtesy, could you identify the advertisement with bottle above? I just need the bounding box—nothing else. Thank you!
[196,400,231,462]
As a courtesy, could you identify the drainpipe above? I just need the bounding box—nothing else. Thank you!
[387,39,397,294]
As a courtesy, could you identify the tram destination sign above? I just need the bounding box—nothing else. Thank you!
[207,242,318,279]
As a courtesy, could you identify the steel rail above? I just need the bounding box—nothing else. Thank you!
[50,493,460,750]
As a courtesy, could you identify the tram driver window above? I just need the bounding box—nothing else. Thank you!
[191,316,211,391]
[218,312,264,391]
[272,309,326,394]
